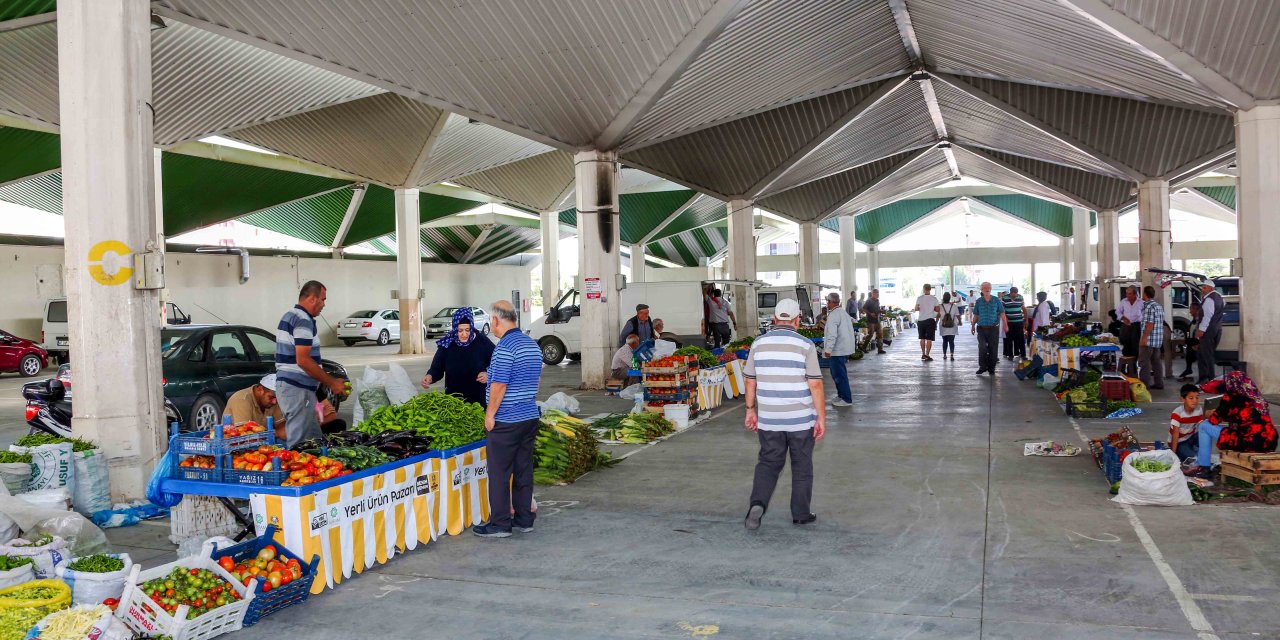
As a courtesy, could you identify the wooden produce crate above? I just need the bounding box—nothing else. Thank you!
[1219,451,1280,491]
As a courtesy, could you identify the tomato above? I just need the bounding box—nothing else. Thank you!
[257,546,277,563]
[242,576,254,587]
[267,572,283,589]
[299,477,315,485]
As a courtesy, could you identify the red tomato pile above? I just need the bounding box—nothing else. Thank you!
[217,546,303,593]
[204,421,268,439]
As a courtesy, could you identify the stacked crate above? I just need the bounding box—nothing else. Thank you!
[642,357,699,418]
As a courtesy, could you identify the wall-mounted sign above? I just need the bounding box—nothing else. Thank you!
[584,277,602,300]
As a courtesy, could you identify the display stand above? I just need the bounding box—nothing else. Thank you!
[1059,344,1120,371]
[643,359,698,418]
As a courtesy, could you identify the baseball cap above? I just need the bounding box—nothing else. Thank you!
[774,298,801,321]
[259,374,277,391]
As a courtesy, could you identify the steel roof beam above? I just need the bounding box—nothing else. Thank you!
[818,146,935,220]
[459,226,495,264]
[890,0,956,181]
[1057,0,1255,110]
[639,191,704,244]
[403,112,451,187]
[593,0,749,150]
[875,197,963,245]
[329,183,367,249]
[935,73,1148,183]
[1165,142,1236,187]
[746,77,911,198]
[0,11,55,34]
[953,143,1102,211]
[887,0,923,65]
[1173,187,1236,224]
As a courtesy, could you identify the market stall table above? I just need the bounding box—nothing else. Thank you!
[1058,343,1120,372]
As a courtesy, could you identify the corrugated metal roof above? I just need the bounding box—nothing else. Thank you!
[413,114,552,187]
[239,186,355,246]
[851,197,955,245]
[653,194,727,240]
[954,75,1235,179]
[229,93,448,186]
[0,0,53,21]
[0,170,60,214]
[341,185,485,247]
[758,150,926,222]
[910,0,1222,108]
[966,147,1134,211]
[620,80,893,198]
[0,126,59,184]
[765,80,937,195]
[557,190,709,245]
[161,0,717,147]
[976,194,1075,237]
[648,225,727,266]
[832,150,954,219]
[1106,0,1280,100]
[0,23,58,126]
[471,225,541,264]
[1194,186,1236,211]
[452,150,574,212]
[952,145,1082,207]
[623,0,908,147]
[931,78,1127,178]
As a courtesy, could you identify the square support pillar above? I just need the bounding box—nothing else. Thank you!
[1236,105,1280,393]
[1059,237,1071,308]
[630,243,646,283]
[838,215,857,302]
[798,221,819,285]
[867,244,879,293]
[394,188,426,354]
[726,199,757,337]
[540,210,561,303]
[1096,209,1121,320]
[58,0,165,500]
[575,150,621,388]
[1072,206,1090,286]
[1137,180,1172,292]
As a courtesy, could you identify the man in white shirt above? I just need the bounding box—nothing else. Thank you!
[1195,280,1225,383]
[913,284,941,362]
[611,334,639,385]
[1117,286,1144,376]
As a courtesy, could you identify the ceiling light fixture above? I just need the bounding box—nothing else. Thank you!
[150,14,167,30]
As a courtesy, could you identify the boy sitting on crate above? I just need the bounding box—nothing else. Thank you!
[1169,384,1203,464]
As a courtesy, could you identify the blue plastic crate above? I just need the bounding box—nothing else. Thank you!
[172,463,223,483]
[735,349,750,361]
[210,524,319,626]
[223,467,289,486]
[1102,441,1167,484]
[171,428,273,456]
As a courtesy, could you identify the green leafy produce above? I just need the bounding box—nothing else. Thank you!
[1188,482,1213,502]
[725,336,753,351]
[0,607,49,640]
[797,328,824,339]
[66,554,124,573]
[535,410,614,485]
[1083,369,1103,385]
[1079,381,1101,400]
[1062,335,1096,347]
[1131,457,1172,473]
[13,534,54,548]
[13,434,97,452]
[0,556,33,571]
[672,346,717,368]
[0,452,30,464]
[1109,400,1138,409]
[357,392,485,450]
[605,412,675,444]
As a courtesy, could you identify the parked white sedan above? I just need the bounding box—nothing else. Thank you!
[424,307,492,339]
[337,309,401,346]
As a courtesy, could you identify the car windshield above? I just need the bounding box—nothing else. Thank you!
[348,310,378,319]
[160,330,198,360]
[433,308,459,318]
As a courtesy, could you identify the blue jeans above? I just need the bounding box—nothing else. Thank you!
[1196,420,1222,468]
[829,357,851,403]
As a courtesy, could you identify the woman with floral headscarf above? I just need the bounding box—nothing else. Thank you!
[1184,371,1278,478]
[420,307,495,406]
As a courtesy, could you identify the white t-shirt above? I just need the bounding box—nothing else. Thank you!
[915,294,940,322]
[938,302,963,336]
[1030,300,1052,328]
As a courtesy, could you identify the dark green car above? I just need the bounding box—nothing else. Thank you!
[161,325,350,431]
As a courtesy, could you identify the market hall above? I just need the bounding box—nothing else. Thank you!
[0,0,1278,638]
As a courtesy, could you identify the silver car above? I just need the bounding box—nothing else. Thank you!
[337,309,401,346]
[425,307,491,338]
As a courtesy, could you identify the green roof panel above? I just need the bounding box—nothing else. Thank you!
[1195,186,1236,211]
[240,187,354,246]
[0,0,54,22]
[0,171,61,214]
[0,127,60,185]
[976,194,1073,237]
[852,197,954,245]
[342,185,484,246]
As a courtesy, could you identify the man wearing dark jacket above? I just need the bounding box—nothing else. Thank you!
[619,303,654,347]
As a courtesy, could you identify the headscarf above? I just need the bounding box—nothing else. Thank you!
[436,307,477,349]
[1223,371,1270,420]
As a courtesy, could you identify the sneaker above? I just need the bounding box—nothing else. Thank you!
[831,399,852,407]
[514,525,535,533]
[793,513,817,525]
[472,523,512,538]
[1182,465,1208,477]
[877,349,886,354]
[744,504,765,531]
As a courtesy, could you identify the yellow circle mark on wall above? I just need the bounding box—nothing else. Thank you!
[87,240,134,286]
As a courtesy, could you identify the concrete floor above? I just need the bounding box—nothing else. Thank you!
[5,336,1279,639]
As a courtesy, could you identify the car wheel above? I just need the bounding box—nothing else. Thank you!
[342,339,357,347]
[190,393,224,432]
[481,323,491,336]
[377,330,390,346]
[18,355,42,377]
[539,338,566,365]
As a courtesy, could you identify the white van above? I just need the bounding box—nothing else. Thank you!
[756,283,835,331]
[43,297,192,363]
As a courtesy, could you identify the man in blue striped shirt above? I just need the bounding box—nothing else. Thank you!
[743,298,826,531]
[274,281,346,448]
[475,300,543,538]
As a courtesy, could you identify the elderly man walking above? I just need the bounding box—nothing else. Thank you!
[474,300,543,538]
[822,292,856,407]
[1138,285,1166,390]
[1196,280,1225,383]
[743,298,826,530]
[862,289,886,354]
[970,282,1007,376]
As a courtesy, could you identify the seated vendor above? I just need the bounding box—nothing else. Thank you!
[653,318,681,349]
[1184,371,1279,479]
[224,374,286,441]
[1169,384,1203,463]
[611,334,640,385]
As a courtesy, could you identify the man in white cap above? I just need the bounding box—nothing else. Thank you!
[742,298,827,531]
[223,374,286,440]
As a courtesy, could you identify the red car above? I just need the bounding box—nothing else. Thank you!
[0,330,48,377]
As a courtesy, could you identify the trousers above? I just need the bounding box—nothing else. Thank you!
[976,326,1000,372]
[486,418,540,530]
[277,382,321,449]
[941,334,956,354]
[749,429,815,520]
[1006,322,1026,359]
[828,357,851,403]
[1197,325,1221,383]
[709,322,732,348]
[1138,344,1164,389]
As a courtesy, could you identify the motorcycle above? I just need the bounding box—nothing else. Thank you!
[23,377,183,438]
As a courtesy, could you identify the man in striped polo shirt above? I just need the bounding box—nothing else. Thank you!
[474,300,543,538]
[743,298,827,531]
[275,281,348,448]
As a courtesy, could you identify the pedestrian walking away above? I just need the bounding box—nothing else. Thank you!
[1028,292,1052,344]
[861,289,885,354]
[474,300,544,538]
[275,280,348,449]
[704,288,735,349]
[1196,280,1225,383]
[971,282,1007,376]
[1138,285,1166,390]
[822,292,856,407]
[743,298,826,531]
[1002,287,1026,361]
[914,284,941,362]
[938,292,962,360]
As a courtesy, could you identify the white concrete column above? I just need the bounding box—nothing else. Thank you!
[1137,180,1172,297]
[1058,237,1071,308]
[58,0,164,500]
[540,210,561,304]
[630,243,646,283]
[1236,104,1280,393]
[1028,263,1036,297]
[1072,207,1090,286]
[726,198,757,337]
[1096,209,1121,320]
[867,244,880,292]
[838,215,857,301]
[394,188,426,354]
[798,221,819,285]
[575,150,622,388]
